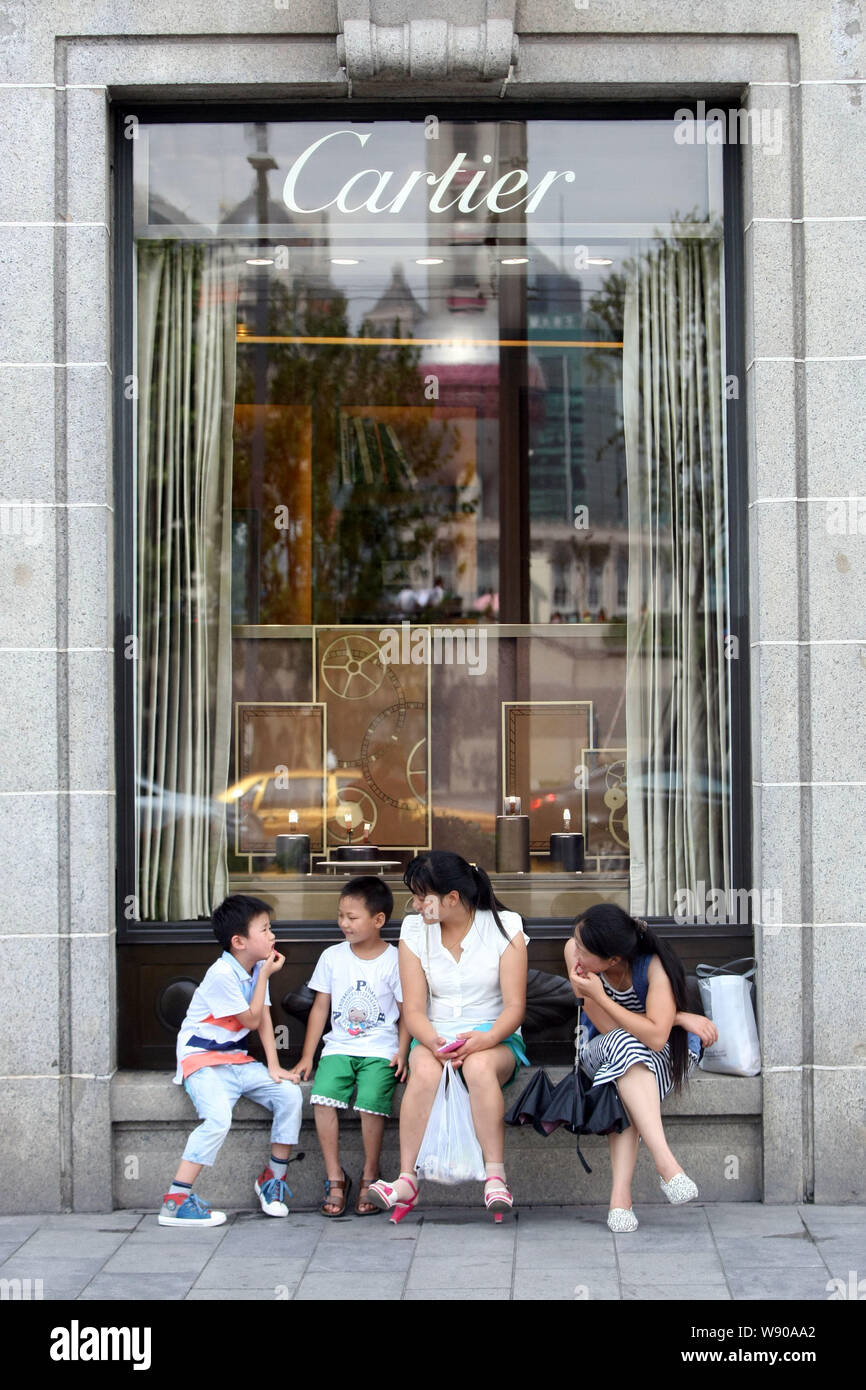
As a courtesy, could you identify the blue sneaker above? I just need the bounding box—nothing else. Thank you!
[255,1167,292,1216]
[158,1191,227,1227]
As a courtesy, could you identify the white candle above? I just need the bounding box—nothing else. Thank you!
[563,807,571,828]
[363,822,371,842]
[343,811,352,828]
[288,808,299,826]
[504,795,521,816]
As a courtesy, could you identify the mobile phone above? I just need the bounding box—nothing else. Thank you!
[436,1039,463,1055]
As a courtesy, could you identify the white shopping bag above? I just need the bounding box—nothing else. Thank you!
[697,958,761,1077]
[415,1061,486,1184]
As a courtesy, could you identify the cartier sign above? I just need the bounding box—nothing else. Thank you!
[282,129,576,217]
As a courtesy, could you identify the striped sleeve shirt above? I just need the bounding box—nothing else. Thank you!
[173,950,271,1084]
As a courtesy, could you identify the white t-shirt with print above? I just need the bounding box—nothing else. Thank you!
[308,941,402,1060]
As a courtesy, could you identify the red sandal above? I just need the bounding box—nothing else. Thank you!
[484,1174,513,1223]
[364,1173,419,1224]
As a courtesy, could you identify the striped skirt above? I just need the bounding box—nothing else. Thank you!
[579,1029,698,1104]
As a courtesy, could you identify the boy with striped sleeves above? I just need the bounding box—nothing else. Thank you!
[159,895,302,1228]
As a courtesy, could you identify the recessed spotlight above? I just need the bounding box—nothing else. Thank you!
[586,257,613,266]
[501,256,529,265]
[416,256,444,265]
[331,257,360,265]
[245,257,274,266]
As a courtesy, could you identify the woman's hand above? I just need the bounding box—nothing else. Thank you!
[677,1011,719,1047]
[447,1031,491,1067]
[569,963,606,1004]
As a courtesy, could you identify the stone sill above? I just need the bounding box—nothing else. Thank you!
[111,1067,761,1122]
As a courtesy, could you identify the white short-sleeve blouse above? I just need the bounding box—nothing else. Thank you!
[399,908,530,1035]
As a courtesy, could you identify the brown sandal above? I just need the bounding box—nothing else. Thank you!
[356,1175,384,1217]
[321,1170,351,1218]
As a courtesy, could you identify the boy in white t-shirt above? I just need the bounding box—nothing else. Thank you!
[288,877,408,1217]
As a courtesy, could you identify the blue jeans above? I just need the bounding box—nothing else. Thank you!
[182,1062,303,1167]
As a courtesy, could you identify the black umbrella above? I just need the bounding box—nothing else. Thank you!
[504,1068,556,1135]
[543,1066,630,1172]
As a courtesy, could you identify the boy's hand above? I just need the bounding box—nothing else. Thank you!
[268,1065,299,1085]
[262,949,286,977]
[389,1052,409,1083]
[286,1057,313,1083]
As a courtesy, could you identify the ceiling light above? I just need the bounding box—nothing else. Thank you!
[501,256,529,265]
[331,257,360,265]
[416,256,444,265]
[245,257,274,266]
[586,257,613,266]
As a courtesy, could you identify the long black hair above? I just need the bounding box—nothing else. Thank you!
[574,903,691,1091]
[403,851,517,943]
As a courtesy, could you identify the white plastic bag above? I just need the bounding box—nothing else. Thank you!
[697,958,761,1076]
[415,1062,486,1184]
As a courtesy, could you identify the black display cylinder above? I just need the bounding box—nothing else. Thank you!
[274,833,311,874]
[332,844,380,862]
[549,831,585,871]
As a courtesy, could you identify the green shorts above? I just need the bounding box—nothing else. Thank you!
[409,1032,528,1087]
[310,1054,398,1117]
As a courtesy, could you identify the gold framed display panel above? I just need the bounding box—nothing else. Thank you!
[502,700,593,852]
[233,702,327,857]
[581,746,629,870]
[314,626,432,851]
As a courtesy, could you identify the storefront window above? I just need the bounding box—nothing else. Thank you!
[130,112,730,925]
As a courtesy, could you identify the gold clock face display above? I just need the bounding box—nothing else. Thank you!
[316,628,430,850]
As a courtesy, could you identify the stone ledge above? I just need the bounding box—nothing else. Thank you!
[111,1066,761,1122]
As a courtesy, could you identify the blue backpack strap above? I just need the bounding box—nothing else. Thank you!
[631,952,651,1003]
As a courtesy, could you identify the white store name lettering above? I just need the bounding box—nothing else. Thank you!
[282,130,576,217]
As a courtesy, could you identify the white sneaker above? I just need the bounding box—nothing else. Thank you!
[660,1172,699,1204]
[255,1170,290,1216]
[607,1207,639,1232]
[158,1192,227,1227]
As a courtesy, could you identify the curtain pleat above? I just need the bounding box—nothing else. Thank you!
[624,238,731,916]
[136,242,237,920]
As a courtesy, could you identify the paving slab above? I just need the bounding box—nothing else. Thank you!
[186,1287,298,1301]
[513,1269,621,1300]
[621,1282,732,1300]
[712,1235,826,1268]
[617,1251,726,1283]
[294,1272,407,1300]
[405,1253,514,1289]
[404,1287,512,1300]
[79,1274,196,1300]
[191,1256,310,1289]
[724,1268,835,1300]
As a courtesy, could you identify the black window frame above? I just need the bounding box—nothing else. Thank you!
[112,97,750,942]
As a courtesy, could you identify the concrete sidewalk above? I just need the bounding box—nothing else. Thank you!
[1,1203,863,1301]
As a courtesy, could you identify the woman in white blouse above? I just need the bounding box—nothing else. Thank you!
[366,851,529,1222]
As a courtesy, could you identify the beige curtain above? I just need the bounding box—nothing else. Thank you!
[623,237,731,916]
[136,242,237,920]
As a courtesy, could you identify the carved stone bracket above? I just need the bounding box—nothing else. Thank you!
[336,9,518,82]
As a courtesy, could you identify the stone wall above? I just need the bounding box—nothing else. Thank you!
[0,1,862,1210]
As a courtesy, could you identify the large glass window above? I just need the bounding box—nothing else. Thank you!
[129,111,731,925]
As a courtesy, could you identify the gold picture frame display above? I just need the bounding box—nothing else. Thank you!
[232,702,327,855]
[502,700,594,852]
[580,746,629,869]
[314,626,431,851]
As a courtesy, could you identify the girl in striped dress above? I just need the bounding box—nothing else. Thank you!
[565,903,718,1233]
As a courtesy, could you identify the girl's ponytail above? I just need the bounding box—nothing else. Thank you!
[403,851,521,944]
[469,862,515,942]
